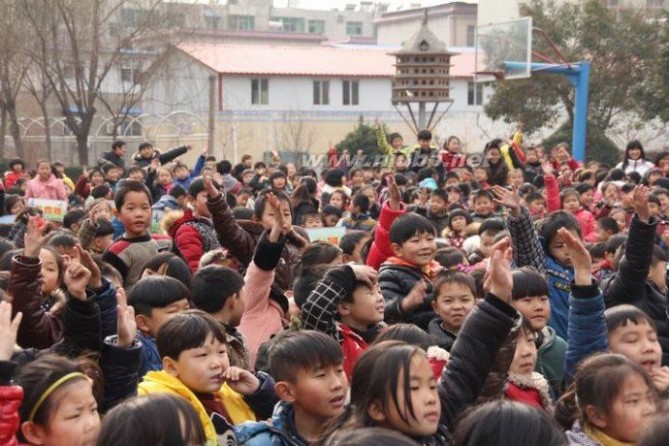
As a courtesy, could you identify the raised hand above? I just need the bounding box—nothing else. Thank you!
[387,174,401,210]
[24,215,50,258]
[63,262,92,301]
[557,228,591,285]
[149,158,161,172]
[632,185,650,223]
[201,144,209,157]
[541,160,554,176]
[267,192,285,243]
[492,185,521,216]
[486,237,513,302]
[75,244,102,289]
[351,265,377,289]
[223,366,261,396]
[402,279,427,312]
[203,175,221,200]
[0,301,21,361]
[115,288,136,347]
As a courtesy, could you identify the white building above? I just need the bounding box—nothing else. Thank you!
[142,41,510,163]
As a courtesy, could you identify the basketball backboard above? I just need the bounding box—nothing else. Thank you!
[474,16,533,83]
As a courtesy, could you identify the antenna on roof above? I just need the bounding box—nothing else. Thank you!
[422,8,428,25]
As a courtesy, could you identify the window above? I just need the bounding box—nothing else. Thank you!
[467,82,483,106]
[272,17,305,33]
[313,80,330,105]
[205,16,221,29]
[343,80,359,105]
[346,21,363,36]
[251,79,269,105]
[120,67,140,84]
[121,8,148,27]
[466,25,476,47]
[308,19,325,34]
[229,15,255,30]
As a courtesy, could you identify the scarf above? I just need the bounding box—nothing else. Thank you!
[583,423,634,446]
[385,256,442,280]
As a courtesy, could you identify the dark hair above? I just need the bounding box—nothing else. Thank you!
[63,209,86,230]
[433,271,476,301]
[574,182,594,196]
[93,218,115,238]
[186,178,206,198]
[588,243,606,260]
[351,193,370,214]
[216,160,233,175]
[326,427,419,446]
[453,401,567,446]
[112,140,126,151]
[128,275,191,317]
[169,184,187,199]
[389,213,436,245]
[292,267,328,309]
[254,189,292,220]
[325,169,346,188]
[15,355,91,428]
[322,205,343,218]
[596,217,619,236]
[478,217,506,237]
[114,180,153,211]
[338,342,429,431]
[268,330,344,383]
[191,265,245,314]
[9,158,25,169]
[3,194,22,215]
[388,132,403,145]
[157,310,227,360]
[472,189,493,205]
[233,206,255,220]
[47,231,78,252]
[417,129,432,141]
[434,247,466,270]
[254,161,266,170]
[140,252,192,288]
[448,208,472,230]
[605,304,656,334]
[511,267,549,300]
[622,140,646,169]
[554,353,654,430]
[291,178,318,208]
[637,414,669,446]
[604,233,627,254]
[604,168,626,183]
[97,394,206,446]
[127,166,144,177]
[91,184,111,199]
[525,191,545,204]
[559,187,580,207]
[138,142,153,152]
[539,211,581,246]
[373,324,433,350]
[294,242,342,282]
[339,231,369,256]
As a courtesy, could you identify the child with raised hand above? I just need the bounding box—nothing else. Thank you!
[558,354,657,445]
[169,177,221,272]
[601,185,669,365]
[237,193,291,369]
[542,160,597,242]
[9,215,108,350]
[138,310,278,445]
[235,331,348,445]
[203,175,308,292]
[493,183,579,340]
[321,237,519,444]
[300,263,384,379]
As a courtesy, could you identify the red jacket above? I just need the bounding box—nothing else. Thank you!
[366,201,407,270]
[0,385,22,446]
[338,324,368,380]
[440,151,467,172]
[3,172,27,192]
[169,210,220,273]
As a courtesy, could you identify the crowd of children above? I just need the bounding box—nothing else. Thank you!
[0,131,667,445]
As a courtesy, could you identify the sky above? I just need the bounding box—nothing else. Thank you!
[272,0,477,10]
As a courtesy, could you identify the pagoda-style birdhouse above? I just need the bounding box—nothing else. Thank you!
[390,10,456,133]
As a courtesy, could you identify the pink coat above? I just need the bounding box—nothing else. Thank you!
[238,260,286,368]
[24,175,67,201]
[544,174,596,242]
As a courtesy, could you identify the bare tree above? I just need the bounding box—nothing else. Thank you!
[0,1,31,159]
[17,0,172,165]
[274,109,317,167]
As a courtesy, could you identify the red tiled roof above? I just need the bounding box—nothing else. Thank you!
[176,43,476,79]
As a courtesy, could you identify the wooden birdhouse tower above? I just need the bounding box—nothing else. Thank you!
[390,10,455,133]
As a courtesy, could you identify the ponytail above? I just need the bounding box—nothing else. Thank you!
[554,384,578,430]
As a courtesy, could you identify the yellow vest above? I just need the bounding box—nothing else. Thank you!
[138,370,256,445]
